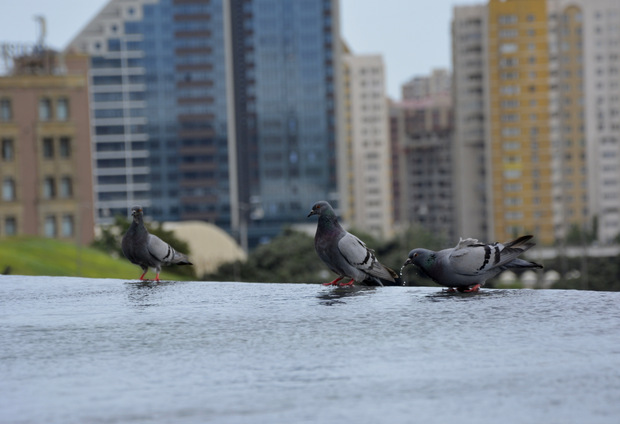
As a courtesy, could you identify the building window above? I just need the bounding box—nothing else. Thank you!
[61,215,74,237]
[2,177,15,201]
[0,98,11,121]
[502,127,521,136]
[42,138,54,158]
[39,98,52,121]
[500,57,519,67]
[504,170,522,179]
[5,216,17,236]
[56,98,69,121]
[505,211,524,220]
[500,43,518,53]
[44,216,57,237]
[59,137,71,158]
[499,29,518,38]
[60,177,73,198]
[1,138,14,161]
[500,85,520,95]
[499,14,518,24]
[43,177,56,199]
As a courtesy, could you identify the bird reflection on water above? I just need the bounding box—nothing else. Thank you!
[424,287,514,302]
[124,279,175,308]
[316,285,376,306]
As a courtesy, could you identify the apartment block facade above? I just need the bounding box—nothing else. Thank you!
[487,0,556,244]
[452,4,489,240]
[401,68,451,102]
[390,72,455,241]
[340,51,393,238]
[571,0,620,243]
[0,51,95,244]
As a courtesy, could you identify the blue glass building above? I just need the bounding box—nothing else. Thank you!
[68,0,339,247]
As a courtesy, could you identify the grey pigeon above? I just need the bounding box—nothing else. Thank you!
[403,235,542,292]
[308,200,402,287]
[121,206,192,281]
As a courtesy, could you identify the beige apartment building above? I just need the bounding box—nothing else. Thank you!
[0,51,94,244]
[339,49,394,238]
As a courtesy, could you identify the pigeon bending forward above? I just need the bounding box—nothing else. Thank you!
[403,235,542,292]
[308,201,402,287]
[121,206,192,281]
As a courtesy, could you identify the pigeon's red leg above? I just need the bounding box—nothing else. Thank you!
[155,273,160,282]
[139,270,148,280]
[445,287,456,293]
[459,284,481,293]
[323,276,344,286]
[338,279,355,287]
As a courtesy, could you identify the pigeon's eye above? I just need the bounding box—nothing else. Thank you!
[414,252,418,257]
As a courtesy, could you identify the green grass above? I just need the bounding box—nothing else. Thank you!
[0,236,192,280]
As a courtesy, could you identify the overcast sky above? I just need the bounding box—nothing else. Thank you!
[0,0,474,99]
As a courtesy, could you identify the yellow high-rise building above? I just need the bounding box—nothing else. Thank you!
[487,0,555,244]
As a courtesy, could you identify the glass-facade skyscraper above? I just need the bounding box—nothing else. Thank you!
[68,0,339,247]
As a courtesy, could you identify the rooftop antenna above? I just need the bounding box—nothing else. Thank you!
[34,15,46,48]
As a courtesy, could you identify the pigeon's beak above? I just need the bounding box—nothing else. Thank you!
[403,258,412,267]
[307,210,316,218]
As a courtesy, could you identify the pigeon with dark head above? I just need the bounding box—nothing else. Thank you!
[121,206,192,281]
[403,235,542,292]
[308,200,402,287]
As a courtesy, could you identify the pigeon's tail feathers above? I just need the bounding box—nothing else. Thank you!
[500,236,537,263]
[172,251,192,266]
[362,265,402,286]
[379,266,404,286]
[504,257,543,270]
[503,235,534,248]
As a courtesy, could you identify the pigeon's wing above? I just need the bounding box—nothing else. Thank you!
[146,233,174,263]
[337,232,394,281]
[448,236,535,276]
[446,239,492,276]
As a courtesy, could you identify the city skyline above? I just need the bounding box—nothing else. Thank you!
[0,0,472,99]
[3,0,619,247]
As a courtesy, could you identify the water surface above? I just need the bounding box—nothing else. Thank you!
[1,276,620,423]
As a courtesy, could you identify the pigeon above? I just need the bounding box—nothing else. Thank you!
[307,200,402,287]
[121,206,192,281]
[402,235,543,292]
